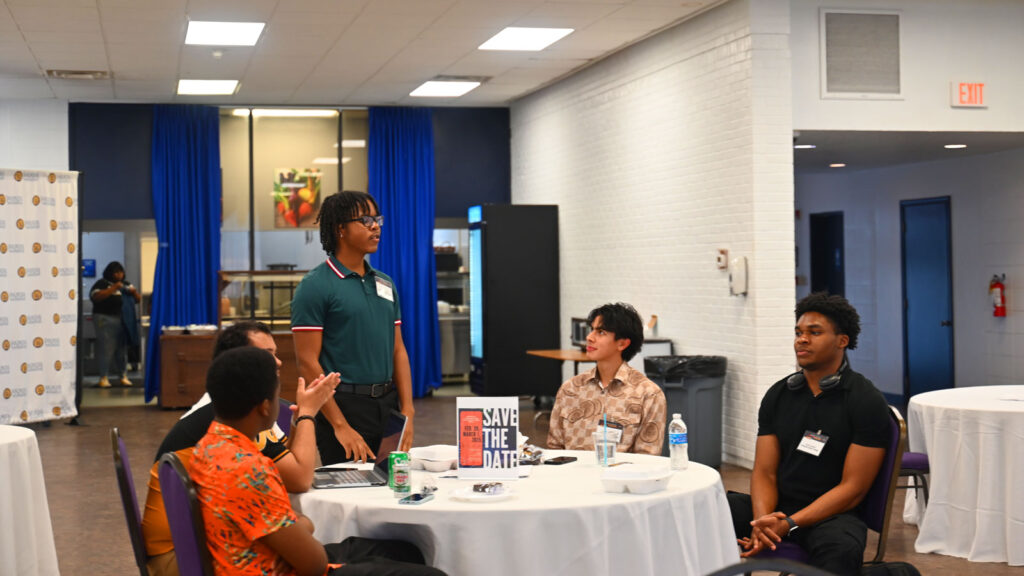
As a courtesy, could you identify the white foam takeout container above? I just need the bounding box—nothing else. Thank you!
[409,445,458,472]
[600,464,674,495]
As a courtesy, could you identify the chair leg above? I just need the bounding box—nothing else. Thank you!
[916,473,929,504]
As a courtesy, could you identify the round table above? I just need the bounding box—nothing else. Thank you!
[904,385,1024,565]
[293,450,739,576]
[0,425,60,575]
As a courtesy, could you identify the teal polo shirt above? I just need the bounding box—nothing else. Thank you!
[291,256,401,384]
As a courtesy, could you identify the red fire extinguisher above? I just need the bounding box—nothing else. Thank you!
[990,274,1006,317]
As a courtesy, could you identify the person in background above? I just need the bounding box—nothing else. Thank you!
[547,302,667,455]
[141,321,339,576]
[292,191,416,465]
[192,347,444,576]
[88,261,139,387]
[727,292,890,576]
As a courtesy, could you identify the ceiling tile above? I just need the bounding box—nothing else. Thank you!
[515,1,622,28]
[101,20,185,44]
[8,5,100,31]
[183,0,278,21]
[274,0,370,13]
[0,77,54,99]
[179,45,250,78]
[48,79,115,99]
[429,1,538,29]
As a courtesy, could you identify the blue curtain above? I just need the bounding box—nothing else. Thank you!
[144,105,222,402]
[368,107,441,398]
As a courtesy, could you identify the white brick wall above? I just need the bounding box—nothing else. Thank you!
[0,100,69,171]
[511,0,795,468]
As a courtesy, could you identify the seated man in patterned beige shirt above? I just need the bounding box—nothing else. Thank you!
[547,303,667,455]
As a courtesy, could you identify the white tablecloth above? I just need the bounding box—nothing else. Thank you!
[293,450,739,576]
[0,425,60,575]
[903,386,1024,565]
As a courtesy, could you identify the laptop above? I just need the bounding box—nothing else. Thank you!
[312,410,408,489]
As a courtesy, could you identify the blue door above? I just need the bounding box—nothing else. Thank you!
[901,198,954,398]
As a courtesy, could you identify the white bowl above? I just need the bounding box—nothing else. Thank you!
[600,466,674,494]
[418,458,456,472]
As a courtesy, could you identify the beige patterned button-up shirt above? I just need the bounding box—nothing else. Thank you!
[547,363,667,455]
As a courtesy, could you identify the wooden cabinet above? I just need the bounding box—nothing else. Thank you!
[160,332,299,408]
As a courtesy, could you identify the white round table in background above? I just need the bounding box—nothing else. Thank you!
[293,450,739,576]
[0,425,60,575]
[904,385,1024,565]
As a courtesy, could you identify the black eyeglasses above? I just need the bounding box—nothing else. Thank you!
[344,215,384,228]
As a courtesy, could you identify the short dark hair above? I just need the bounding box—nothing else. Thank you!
[206,347,279,421]
[587,302,645,361]
[102,261,125,282]
[795,292,861,350]
[212,321,272,360]
[316,191,380,255]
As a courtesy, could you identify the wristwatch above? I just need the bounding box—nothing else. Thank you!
[784,516,799,533]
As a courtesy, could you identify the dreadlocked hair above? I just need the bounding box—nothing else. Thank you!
[795,291,861,350]
[316,191,379,255]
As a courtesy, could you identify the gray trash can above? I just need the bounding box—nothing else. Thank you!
[645,355,727,467]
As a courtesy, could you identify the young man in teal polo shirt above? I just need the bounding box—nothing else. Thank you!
[291,191,415,465]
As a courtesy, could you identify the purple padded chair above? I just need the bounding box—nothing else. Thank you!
[158,452,214,576]
[111,428,149,576]
[898,451,929,505]
[277,398,294,438]
[750,405,906,572]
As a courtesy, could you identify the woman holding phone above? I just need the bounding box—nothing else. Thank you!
[89,261,140,387]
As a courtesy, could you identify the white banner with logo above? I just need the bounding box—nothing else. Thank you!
[0,168,79,424]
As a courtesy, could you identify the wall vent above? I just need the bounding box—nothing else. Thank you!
[820,10,901,99]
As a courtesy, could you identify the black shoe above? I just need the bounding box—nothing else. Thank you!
[65,416,82,426]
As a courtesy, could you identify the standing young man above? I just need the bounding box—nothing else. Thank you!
[728,292,891,576]
[547,302,666,455]
[292,191,415,464]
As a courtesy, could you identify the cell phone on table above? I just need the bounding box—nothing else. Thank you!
[399,493,434,505]
[544,456,577,465]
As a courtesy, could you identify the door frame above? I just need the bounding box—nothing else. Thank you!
[900,196,954,400]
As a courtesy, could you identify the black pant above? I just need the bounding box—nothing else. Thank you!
[727,492,867,576]
[315,389,398,465]
[325,537,446,576]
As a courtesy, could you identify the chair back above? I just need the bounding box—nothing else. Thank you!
[110,428,150,576]
[158,452,215,576]
[857,406,906,563]
[277,399,293,437]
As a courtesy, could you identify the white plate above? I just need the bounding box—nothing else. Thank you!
[449,486,514,503]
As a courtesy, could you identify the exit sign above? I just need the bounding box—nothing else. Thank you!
[951,82,986,108]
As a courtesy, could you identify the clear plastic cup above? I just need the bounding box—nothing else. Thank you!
[592,432,617,466]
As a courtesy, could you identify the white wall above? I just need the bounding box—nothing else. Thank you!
[511,0,796,467]
[0,100,69,170]
[791,0,1024,131]
[796,147,1024,395]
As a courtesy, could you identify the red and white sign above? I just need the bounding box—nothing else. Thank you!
[951,81,986,108]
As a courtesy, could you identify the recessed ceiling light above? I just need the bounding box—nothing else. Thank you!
[410,80,480,98]
[231,108,338,118]
[186,21,265,46]
[178,79,239,95]
[341,139,366,148]
[794,144,817,149]
[829,163,846,168]
[479,27,574,51]
[944,144,967,149]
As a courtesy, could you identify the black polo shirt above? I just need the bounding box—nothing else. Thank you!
[154,403,289,464]
[757,366,890,512]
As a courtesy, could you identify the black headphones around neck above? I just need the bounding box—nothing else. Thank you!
[786,357,850,391]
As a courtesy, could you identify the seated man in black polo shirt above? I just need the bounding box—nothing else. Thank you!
[728,292,891,576]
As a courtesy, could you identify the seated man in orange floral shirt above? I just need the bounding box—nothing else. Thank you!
[190,346,445,576]
[547,302,667,455]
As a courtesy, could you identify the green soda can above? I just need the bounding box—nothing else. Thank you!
[389,451,411,496]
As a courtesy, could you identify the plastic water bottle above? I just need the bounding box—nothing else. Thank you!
[668,413,689,470]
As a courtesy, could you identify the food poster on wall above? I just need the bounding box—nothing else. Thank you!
[457,396,519,480]
[274,168,321,228]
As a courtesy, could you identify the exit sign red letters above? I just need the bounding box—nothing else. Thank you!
[950,82,986,108]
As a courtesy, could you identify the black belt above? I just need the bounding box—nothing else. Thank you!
[337,381,394,398]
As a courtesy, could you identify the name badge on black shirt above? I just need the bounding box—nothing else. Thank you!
[797,430,829,457]
[375,277,394,302]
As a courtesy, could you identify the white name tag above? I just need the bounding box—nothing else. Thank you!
[594,425,623,443]
[796,430,828,457]
[375,277,394,302]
